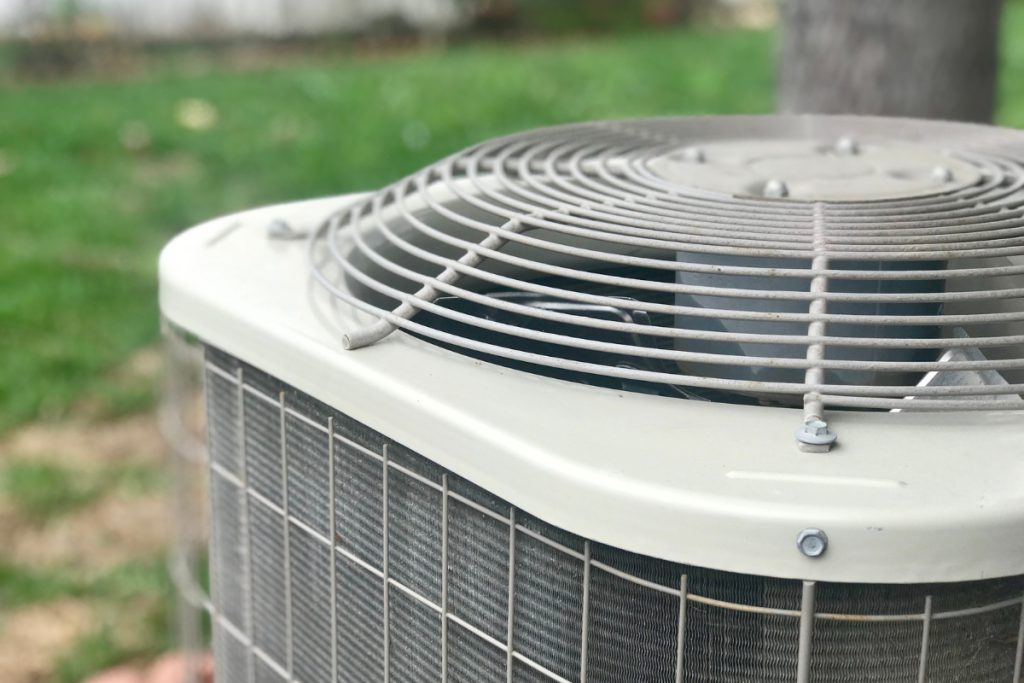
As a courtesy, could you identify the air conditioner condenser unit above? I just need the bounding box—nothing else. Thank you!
[160,115,1024,683]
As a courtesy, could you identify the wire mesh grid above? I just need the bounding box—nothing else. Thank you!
[172,347,1024,683]
[307,117,1024,416]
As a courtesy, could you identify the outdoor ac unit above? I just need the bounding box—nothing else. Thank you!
[160,115,1024,683]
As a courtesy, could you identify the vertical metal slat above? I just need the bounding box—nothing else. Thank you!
[675,574,688,683]
[327,416,338,683]
[382,443,391,683]
[237,368,255,683]
[580,540,591,682]
[918,595,933,683]
[279,391,294,679]
[441,474,449,683]
[506,508,517,683]
[796,580,816,683]
[1013,594,1024,683]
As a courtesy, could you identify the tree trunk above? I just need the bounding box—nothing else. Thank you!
[778,0,1003,123]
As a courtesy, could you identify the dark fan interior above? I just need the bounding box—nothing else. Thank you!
[337,205,1024,410]
[409,266,764,403]
[404,266,950,409]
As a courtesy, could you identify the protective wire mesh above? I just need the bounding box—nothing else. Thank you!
[191,347,1024,683]
[308,116,1024,413]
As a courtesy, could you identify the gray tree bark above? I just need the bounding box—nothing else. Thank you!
[778,0,1003,123]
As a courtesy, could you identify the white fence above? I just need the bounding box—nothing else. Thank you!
[0,0,464,39]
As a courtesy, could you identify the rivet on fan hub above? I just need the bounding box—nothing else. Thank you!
[763,178,790,198]
[834,136,860,155]
[681,146,705,163]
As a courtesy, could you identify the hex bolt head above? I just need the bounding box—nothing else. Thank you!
[795,418,837,453]
[681,146,705,163]
[835,136,860,155]
[764,179,789,198]
[932,165,954,182]
[797,528,829,558]
[807,420,828,437]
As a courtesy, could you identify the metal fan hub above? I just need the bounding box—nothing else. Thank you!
[648,139,981,201]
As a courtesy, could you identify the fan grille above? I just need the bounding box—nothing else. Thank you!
[309,116,1024,413]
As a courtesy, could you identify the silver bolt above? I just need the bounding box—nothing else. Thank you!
[266,218,305,240]
[835,136,860,155]
[764,179,789,198]
[797,528,829,558]
[796,418,837,453]
[806,420,829,438]
[932,165,954,182]
[681,146,705,163]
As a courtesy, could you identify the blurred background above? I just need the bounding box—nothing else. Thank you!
[0,0,1021,681]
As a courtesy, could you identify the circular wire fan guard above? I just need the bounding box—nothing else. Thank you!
[310,116,1024,413]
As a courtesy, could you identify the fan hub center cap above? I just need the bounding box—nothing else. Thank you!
[648,139,981,201]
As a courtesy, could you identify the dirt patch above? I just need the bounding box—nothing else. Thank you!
[0,599,94,683]
[1,490,171,571]
[0,344,194,678]
[0,364,174,565]
[113,348,164,386]
[0,397,173,570]
[0,411,164,469]
[0,407,175,681]
[83,652,214,683]
[71,346,164,422]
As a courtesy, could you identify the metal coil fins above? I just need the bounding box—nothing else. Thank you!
[310,115,1024,413]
